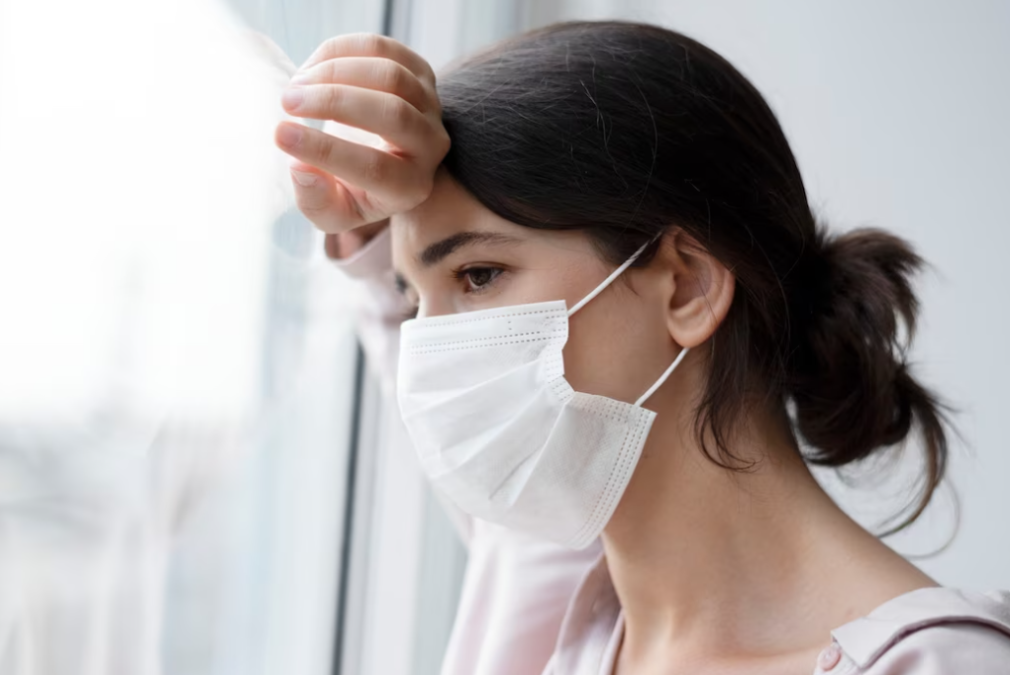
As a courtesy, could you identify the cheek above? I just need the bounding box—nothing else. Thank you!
[562,287,675,403]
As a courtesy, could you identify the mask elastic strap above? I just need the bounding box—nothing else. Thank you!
[566,236,658,317]
[634,346,689,407]
[563,232,685,406]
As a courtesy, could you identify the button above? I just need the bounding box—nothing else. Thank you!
[817,642,842,671]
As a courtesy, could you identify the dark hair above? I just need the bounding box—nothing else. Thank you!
[436,20,951,536]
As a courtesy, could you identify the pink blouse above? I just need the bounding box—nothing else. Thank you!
[333,227,1010,674]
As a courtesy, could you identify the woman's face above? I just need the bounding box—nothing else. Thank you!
[390,169,682,406]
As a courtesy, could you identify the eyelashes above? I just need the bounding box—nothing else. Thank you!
[453,266,505,294]
[400,265,508,321]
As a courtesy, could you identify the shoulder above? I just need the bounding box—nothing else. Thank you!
[829,587,1010,674]
[863,621,1010,674]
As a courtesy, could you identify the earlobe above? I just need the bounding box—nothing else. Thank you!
[663,233,736,349]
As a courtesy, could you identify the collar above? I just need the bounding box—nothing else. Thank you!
[831,586,1010,669]
[555,557,1010,674]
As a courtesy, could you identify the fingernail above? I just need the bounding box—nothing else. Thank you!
[290,170,317,187]
[277,124,303,148]
[281,87,305,110]
[289,72,312,85]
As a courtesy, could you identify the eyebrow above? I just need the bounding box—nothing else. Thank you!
[418,231,519,267]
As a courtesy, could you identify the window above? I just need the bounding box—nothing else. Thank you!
[0,1,386,674]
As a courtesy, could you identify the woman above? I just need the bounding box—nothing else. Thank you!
[274,21,1010,674]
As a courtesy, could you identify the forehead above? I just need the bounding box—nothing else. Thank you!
[389,170,606,284]
[390,170,530,267]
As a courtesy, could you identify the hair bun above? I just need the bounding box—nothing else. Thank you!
[788,225,949,533]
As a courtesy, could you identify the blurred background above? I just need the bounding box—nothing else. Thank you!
[0,1,1007,674]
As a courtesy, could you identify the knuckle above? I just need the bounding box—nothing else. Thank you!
[414,58,437,87]
[294,183,327,213]
[382,96,413,127]
[418,81,440,112]
[416,123,450,161]
[317,136,341,168]
[402,172,432,206]
[355,32,387,56]
[318,59,341,81]
[322,85,345,113]
[381,62,409,96]
[296,200,331,228]
[297,197,326,218]
[318,34,347,57]
[433,126,451,155]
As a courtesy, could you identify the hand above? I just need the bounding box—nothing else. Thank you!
[274,33,450,242]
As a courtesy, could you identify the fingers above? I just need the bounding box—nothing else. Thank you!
[290,57,431,113]
[275,34,448,240]
[276,123,430,222]
[281,84,438,157]
[285,163,356,233]
[276,121,409,192]
[299,33,436,86]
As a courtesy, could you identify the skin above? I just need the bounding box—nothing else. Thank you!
[277,33,939,675]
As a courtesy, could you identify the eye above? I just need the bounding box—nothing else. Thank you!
[454,266,504,294]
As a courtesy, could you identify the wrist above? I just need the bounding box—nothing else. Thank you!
[324,219,389,260]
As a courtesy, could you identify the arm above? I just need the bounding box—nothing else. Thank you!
[327,226,409,397]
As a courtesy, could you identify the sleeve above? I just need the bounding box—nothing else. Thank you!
[328,227,411,401]
[439,523,602,675]
[866,622,1010,674]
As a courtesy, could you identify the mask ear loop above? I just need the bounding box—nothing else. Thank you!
[634,345,689,407]
[563,232,687,406]
[567,235,660,317]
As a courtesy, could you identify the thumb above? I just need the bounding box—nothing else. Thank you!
[287,160,367,234]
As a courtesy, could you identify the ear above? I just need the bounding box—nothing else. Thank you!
[657,230,736,348]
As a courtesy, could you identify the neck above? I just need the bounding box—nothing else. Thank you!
[601,367,919,666]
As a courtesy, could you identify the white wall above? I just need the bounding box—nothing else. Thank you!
[524,0,1010,590]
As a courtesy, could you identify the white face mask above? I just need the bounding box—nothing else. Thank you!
[396,238,688,549]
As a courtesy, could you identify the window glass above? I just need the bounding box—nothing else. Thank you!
[0,1,381,674]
